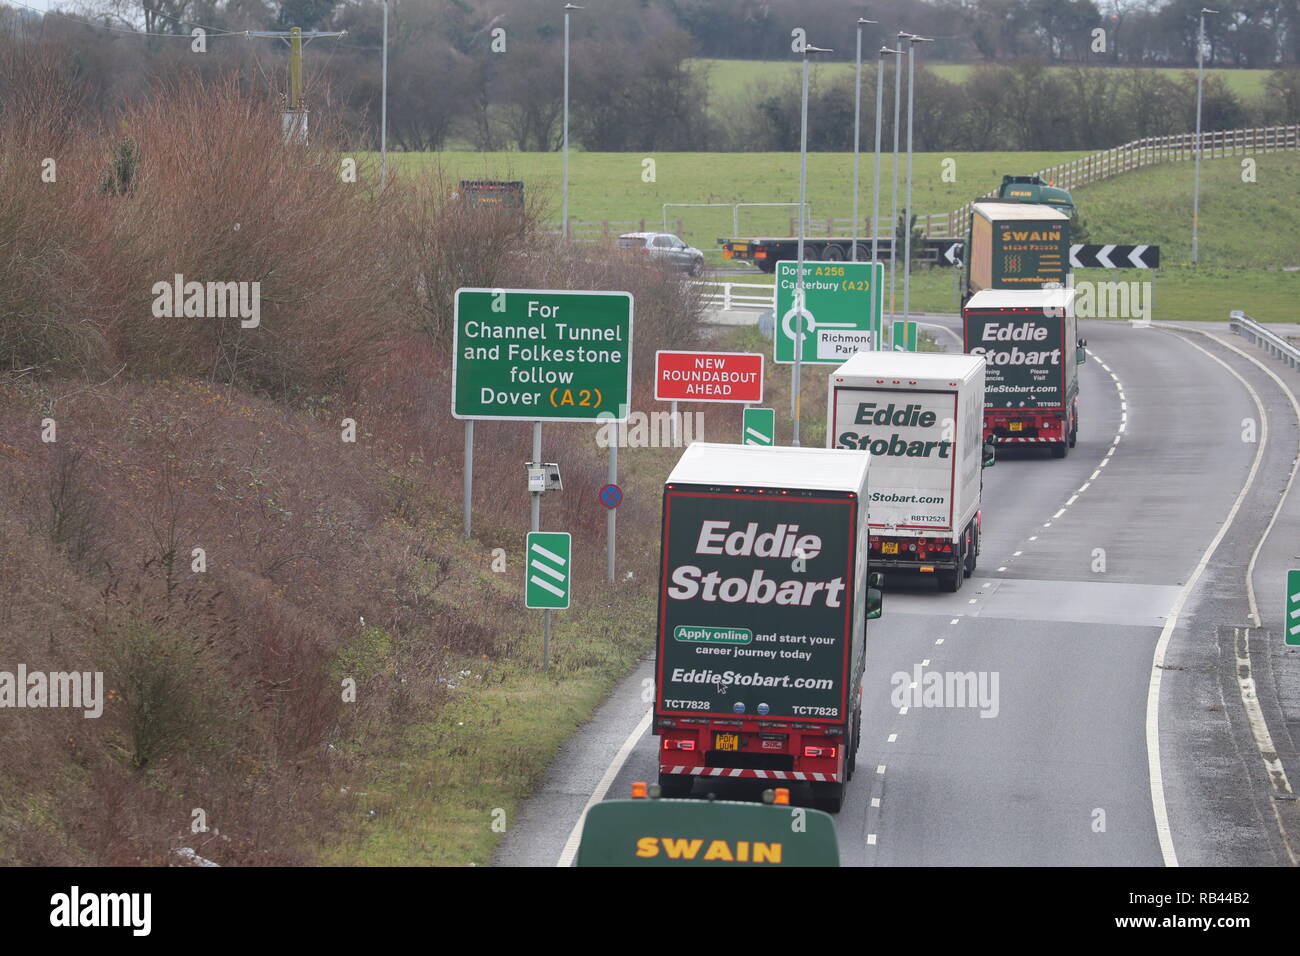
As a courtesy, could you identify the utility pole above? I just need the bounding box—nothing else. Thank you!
[243,28,347,145]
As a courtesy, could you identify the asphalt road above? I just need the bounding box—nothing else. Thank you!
[494,316,1299,867]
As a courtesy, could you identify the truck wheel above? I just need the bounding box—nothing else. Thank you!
[846,705,861,780]
[823,244,845,261]
[657,772,694,798]
[812,782,845,814]
[1068,413,1078,448]
[757,259,776,274]
[853,243,870,261]
[963,525,978,578]
[1051,441,1068,459]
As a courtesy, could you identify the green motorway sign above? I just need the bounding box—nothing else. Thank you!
[1288,570,1300,646]
[453,288,632,422]
[742,407,775,446]
[526,532,571,610]
[774,261,883,365]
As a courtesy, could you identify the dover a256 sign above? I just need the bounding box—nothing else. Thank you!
[452,288,633,422]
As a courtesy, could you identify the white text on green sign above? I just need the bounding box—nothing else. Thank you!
[452,289,633,422]
[774,261,883,365]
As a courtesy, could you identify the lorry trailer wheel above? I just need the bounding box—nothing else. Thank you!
[1051,441,1068,459]
[939,568,962,593]
[823,244,845,261]
[657,773,694,798]
[812,782,845,814]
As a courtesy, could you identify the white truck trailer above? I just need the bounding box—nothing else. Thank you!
[827,352,993,592]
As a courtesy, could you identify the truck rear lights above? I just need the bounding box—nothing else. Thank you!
[803,745,837,759]
[664,738,695,751]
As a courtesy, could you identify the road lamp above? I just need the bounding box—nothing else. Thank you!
[380,0,388,188]
[901,34,932,327]
[851,17,878,262]
[871,45,898,349]
[887,38,904,330]
[791,40,833,447]
[562,4,583,240]
[1192,7,1217,265]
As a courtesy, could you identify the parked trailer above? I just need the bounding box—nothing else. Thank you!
[963,288,1087,459]
[719,237,962,272]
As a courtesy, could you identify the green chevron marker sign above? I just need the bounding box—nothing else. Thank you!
[526,532,571,610]
[1287,569,1300,646]
[742,407,775,446]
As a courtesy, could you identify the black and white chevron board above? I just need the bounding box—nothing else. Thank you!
[938,242,1160,269]
[1069,244,1160,269]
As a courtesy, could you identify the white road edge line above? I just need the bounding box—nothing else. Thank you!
[1183,328,1300,628]
[1143,329,1272,868]
[556,708,652,867]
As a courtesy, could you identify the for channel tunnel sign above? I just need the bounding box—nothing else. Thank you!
[452,288,633,422]
[654,351,764,404]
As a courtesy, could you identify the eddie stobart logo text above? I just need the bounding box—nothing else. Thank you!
[668,520,845,607]
[969,321,1061,366]
[836,402,952,456]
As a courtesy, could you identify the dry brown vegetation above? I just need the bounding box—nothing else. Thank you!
[0,56,704,864]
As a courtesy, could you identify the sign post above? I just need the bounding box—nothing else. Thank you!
[742,407,776,446]
[526,531,572,670]
[1287,570,1300,646]
[455,287,631,664]
[775,261,883,368]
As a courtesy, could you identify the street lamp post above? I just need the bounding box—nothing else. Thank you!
[1192,7,1217,266]
[792,41,833,447]
[901,35,932,327]
[887,39,904,333]
[872,46,898,350]
[380,0,388,188]
[562,4,583,240]
[852,18,878,262]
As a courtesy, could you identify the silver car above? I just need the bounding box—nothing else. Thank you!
[617,232,705,277]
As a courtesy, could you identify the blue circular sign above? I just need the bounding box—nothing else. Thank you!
[598,483,623,509]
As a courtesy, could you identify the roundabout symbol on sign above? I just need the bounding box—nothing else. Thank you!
[599,483,623,509]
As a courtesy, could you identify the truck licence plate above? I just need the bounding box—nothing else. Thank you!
[882,541,899,554]
[1009,422,1024,432]
[714,733,740,752]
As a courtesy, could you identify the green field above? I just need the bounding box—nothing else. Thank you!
[692,58,1273,109]
[392,148,1088,239]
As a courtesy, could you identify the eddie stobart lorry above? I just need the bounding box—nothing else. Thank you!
[828,352,994,593]
[654,443,882,813]
[963,288,1087,459]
